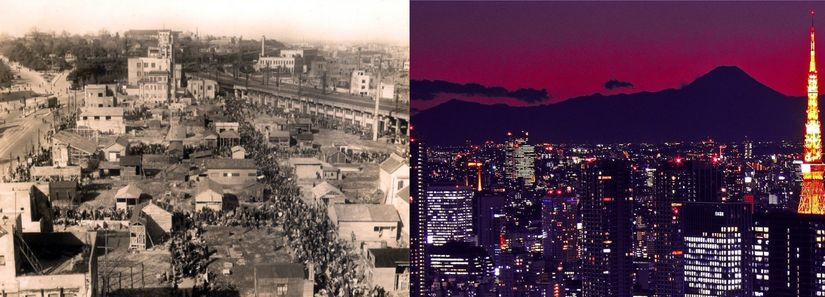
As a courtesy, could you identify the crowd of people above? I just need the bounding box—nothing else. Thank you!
[188,206,273,229]
[168,223,210,280]
[224,97,387,296]
[7,146,51,182]
[52,206,133,228]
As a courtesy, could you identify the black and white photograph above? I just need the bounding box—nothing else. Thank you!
[0,0,410,296]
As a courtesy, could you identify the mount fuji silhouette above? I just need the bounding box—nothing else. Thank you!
[412,66,810,145]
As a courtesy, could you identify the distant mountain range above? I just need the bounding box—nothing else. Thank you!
[412,66,812,145]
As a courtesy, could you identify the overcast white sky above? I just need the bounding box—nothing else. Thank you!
[0,0,409,45]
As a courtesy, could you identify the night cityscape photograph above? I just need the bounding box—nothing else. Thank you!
[410,2,825,297]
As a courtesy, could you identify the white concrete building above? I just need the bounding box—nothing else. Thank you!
[77,107,126,134]
[255,56,302,73]
[127,57,170,86]
[350,70,370,96]
[137,71,169,107]
[187,78,218,101]
[379,153,409,205]
[380,82,395,100]
[0,215,98,297]
[84,84,117,107]
[0,183,52,233]
[327,204,401,248]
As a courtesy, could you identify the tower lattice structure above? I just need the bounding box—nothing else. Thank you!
[799,11,825,215]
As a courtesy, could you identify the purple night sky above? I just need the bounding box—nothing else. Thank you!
[412,2,825,110]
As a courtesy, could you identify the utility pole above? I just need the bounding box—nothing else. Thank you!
[322,71,327,95]
[372,57,382,141]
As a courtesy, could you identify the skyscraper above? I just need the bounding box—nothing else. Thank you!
[751,212,825,296]
[799,10,825,215]
[505,131,536,186]
[579,159,633,297]
[542,193,579,296]
[681,202,752,297]
[425,185,474,246]
[474,194,506,261]
[410,129,427,297]
[651,159,723,297]
[428,242,494,296]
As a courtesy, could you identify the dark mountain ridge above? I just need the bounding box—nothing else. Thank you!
[412,66,809,145]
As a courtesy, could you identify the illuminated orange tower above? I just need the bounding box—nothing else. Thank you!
[799,10,825,215]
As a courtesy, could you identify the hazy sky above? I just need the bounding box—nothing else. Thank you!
[0,0,408,45]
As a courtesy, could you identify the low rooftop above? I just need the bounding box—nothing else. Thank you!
[17,231,97,276]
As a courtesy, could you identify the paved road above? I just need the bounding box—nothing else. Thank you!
[0,55,71,176]
[194,72,410,115]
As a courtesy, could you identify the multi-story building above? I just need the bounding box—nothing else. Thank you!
[350,70,371,96]
[681,202,751,296]
[579,159,633,297]
[127,56,171,86]
[651,159,723,297]
[410,132,427,297]
[255,56,303,73]
[137,71,169,107]
[77,107,126,134]
[0,214,98,297]
[505,131,535,186]
[379,82,395,100]
[424,185,474,246]
[751,212,825,296]
[280,48,318,60]
[542,194,579,294]
[83,84,117,107]
[428,242,493,297]
[474,194,506,262]
[187,78,218,101]
[0,183,53,233]
[126,30,178,103]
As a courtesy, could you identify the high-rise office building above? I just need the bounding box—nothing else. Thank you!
[410,129,427,297]
[751,212,825,296]
[505,131,536,186]
[579,159,634,297]
[474,194,506,260]
[651,159,723,297]
[743,139,753,161]
[542,194,579,296]
[681,202,752,297]
[425,185,474,246]
[428,242,494,297]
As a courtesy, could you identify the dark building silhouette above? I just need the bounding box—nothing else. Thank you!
[542,193,579,296]
[752,212,825,297]
[651,159,724,297]
[410,131,427,297]
[579,159,634,297]
[474,193,506,262]
[428,242,494,296]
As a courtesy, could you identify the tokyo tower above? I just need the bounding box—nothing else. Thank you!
[799,10,825,215]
